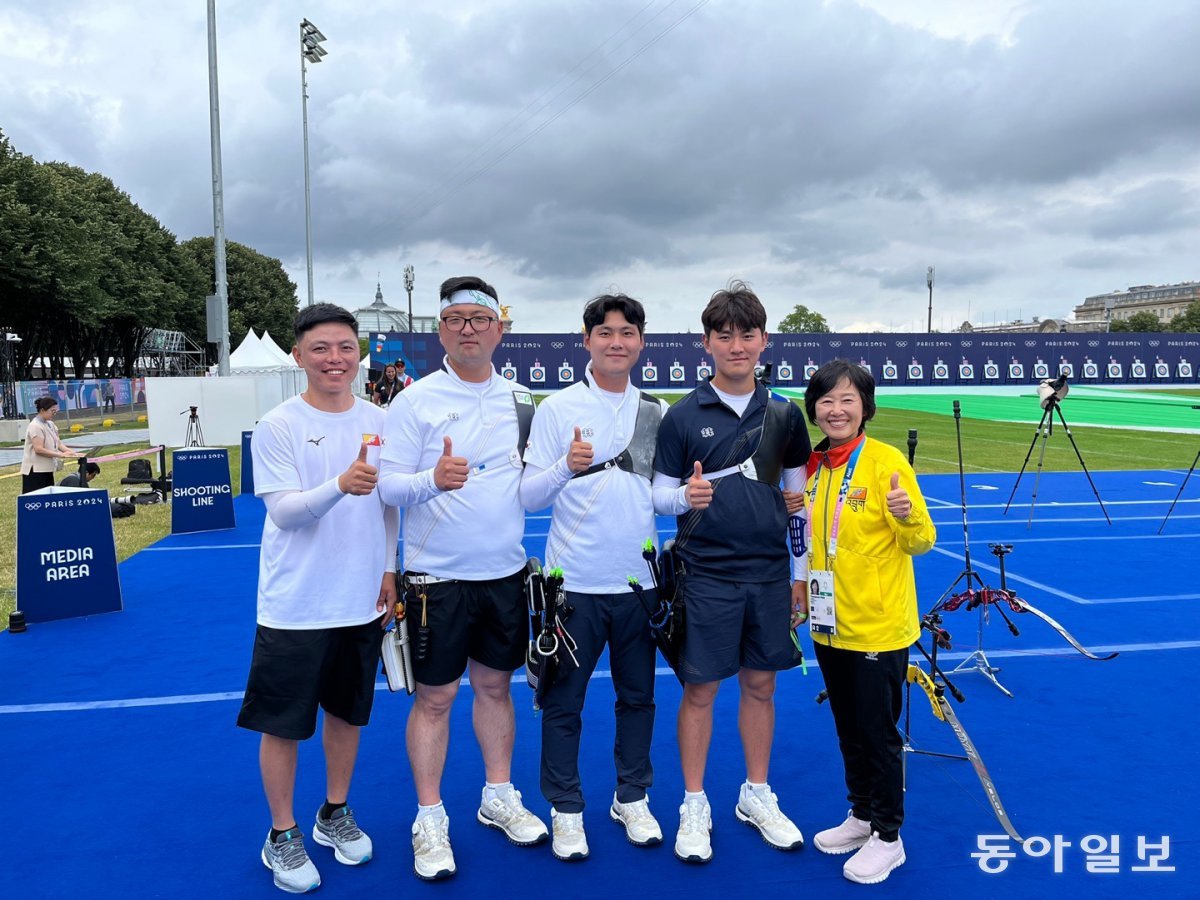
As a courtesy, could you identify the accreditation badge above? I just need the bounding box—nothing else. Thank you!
[808,569,836,636]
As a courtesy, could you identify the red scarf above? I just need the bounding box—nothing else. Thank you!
[806,432,866,479]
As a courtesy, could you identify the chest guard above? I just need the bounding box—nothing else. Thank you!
[573,392,662,481]
[710,396,792,486]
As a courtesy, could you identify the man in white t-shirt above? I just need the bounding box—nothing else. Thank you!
[379,276,548,881]
[238,303,400,894]
[519,294,669,861]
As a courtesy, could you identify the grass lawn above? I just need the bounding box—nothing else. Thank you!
[3,396,1198,630]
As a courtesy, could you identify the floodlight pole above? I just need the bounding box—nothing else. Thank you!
[404,265,415,336]
[206,0,230,375]
[300,19,328,307]
[926,266,935,334]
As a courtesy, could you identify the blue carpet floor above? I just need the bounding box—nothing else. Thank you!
[2,468,1198,899]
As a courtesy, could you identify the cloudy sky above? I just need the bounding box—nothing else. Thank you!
[2,0,1198,333]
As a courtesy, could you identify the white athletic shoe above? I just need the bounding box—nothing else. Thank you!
[674,796,713,863]
[814,810,872,855]
[477,785,550,846]
[610,795,663,846]
[843,833,906,884]
[411,812,456,881]
[734,783,804,850]
[551,809,589,861]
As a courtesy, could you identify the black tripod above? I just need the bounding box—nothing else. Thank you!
[181,406,205,447]
[1004,381,1110,528]
[929,400,1019,696]
[1158,446,1200,534]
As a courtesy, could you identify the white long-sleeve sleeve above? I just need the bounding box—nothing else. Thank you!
[652,470,690,516]
[382,503,400,573]
[261,477,345,530]
[377,467,442,509]
[519,457,574,511]
[784,466,808,580]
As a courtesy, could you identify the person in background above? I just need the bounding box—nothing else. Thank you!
[802,359,936,885]
[60,461,100,487]
[373,364,404,408]
[21,397,81,493]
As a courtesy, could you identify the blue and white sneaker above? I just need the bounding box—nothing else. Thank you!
[313,804,373,865]
[261,828,321,894]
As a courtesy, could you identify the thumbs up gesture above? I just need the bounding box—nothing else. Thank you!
[566,425,594,473]
[339,443,379,495]
[434,435,470,491]
[685,460,713,510]
[886,471,912,520]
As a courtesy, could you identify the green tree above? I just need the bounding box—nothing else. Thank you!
[776,304,831,333]
[1168,300,1200,333]
[1109,311,1162,332]
[178,238,299,355]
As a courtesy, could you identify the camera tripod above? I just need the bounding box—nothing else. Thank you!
[1004,390,1110,528]
[181,406,205,447]
[1158,445,1200,534]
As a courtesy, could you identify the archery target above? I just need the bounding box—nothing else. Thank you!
[1033,363,1050,379]
[1107,363,1122,379]
[1008,363,1024,379]
[558,365,574,383]
[804,364,819,379]
[1082,362,1099,379]
[530,366,546,384]
[1131,362,1146,378]
[958,364,974,380]
[882,363,898,380]
[933,363,949,380]
[777,364,793,381]
[642,365,658,382]
[500,365,517,381]
[1179,362,1193,378]
[1154,362,1170,378]
[907,364,923,380]
[669,365,685,382]
[984,363,1000,379]
[1059,364,1074,378]
[696,365,712,381]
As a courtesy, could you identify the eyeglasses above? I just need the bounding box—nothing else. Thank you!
[440,314,498,332]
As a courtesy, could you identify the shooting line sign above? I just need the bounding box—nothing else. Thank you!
[16,487,123,623]
[171,447,236,534]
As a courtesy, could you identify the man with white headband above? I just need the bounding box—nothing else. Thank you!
[379,276,547,881]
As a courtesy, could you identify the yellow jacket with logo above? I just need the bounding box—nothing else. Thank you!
[806,436,936,653]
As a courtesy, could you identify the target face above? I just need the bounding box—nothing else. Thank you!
[882,364,898,379]
[559,367,573,382]
[1179,363,1193,378]
[1131,363,1146,378]
[933,364,949,379]
[959,365,974,379]
[1082,363,1098,379]
[530,367,545,383]
[642,366,658,381]
[984,364,999,379]
[501,366,516,380]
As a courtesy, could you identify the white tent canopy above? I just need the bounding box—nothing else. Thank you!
[260,331,297,367]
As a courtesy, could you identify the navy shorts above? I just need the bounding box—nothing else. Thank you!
[677,574,800,683]
[404,569,527,687]
[237,615,383,740]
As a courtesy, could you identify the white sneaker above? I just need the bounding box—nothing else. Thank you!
[814,810,872,855]
[412,812,456,881]
[261,828,321,894]
[551,809,589,861]
[477,785,550,846]
[312,805,373,865]
[844,833,906,884]
[674,796,713,863]
[610,794,663,846]
[734,783,804,850]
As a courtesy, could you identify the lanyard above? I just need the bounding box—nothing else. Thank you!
[806,441,864,563]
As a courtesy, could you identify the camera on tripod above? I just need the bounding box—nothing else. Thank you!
[179,406,205,447]
[1036,373,1069,410]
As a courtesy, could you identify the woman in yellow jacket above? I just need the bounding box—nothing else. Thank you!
[802,360,936,885]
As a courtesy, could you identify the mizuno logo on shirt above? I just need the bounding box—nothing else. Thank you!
[307,436,325,446]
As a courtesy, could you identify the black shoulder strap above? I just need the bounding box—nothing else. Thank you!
[572,391,662,480]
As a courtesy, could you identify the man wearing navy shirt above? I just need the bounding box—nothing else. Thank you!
[652,281,812,864]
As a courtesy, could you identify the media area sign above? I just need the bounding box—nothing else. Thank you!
[16,487,123,623]
[171,447,236,534]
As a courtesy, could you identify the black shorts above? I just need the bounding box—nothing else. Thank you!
[404,569,527,687]
[678,574,800,683]
[236,616,383,740]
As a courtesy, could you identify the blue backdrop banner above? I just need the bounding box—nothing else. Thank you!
[171,448,236,534]
[16,487,123,623]
[367,331,1200,388]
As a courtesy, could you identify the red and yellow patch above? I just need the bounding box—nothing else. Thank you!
[361,433,382,446]
[847,486,868,512]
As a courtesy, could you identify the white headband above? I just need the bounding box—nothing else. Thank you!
[441,289,500,316]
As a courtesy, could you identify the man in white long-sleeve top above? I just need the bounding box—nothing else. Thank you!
[238,303,400,894]
[519,293,669,861]
[378,276,549,882]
